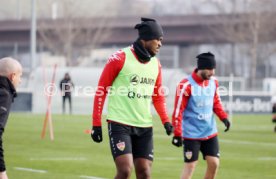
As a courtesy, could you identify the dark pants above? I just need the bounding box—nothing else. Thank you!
[62,95,72,114]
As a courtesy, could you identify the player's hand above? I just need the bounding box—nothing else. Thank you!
[164,122,173,135]
[172,136,182,147]
[222,118,231,132]
[91,126,102,143]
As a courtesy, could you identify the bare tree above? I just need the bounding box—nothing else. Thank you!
[205,0,276,89]
[37,0,116,66]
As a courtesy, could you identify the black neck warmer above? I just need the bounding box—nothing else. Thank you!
[133,39,152,63]
[0,76,17,99]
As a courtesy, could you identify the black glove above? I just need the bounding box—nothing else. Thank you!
[222,119,231,132]
[91,126,103,143]
[172,136,182,147]
[164,122,173,136]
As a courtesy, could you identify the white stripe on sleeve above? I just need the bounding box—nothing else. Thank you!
[174,81,189,118]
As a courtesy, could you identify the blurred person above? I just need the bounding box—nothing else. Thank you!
[271,95,276,132]
[91,17,173,179]
[0,57,22,179]
[59,73,74,114]
[171,52,230,179]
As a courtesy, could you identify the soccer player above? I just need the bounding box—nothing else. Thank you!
[271,95,276,132]
[0,57,22,179]
[90,18,173,179]
[171,52,230,179]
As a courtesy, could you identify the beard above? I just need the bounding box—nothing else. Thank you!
[201,72,211,80]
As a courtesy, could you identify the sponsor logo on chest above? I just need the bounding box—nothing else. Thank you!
[130,74,155,86]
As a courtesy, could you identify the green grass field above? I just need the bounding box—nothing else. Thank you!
[4,113,276,179]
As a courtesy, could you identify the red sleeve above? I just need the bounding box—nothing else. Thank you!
[152,61,170,124]
[172,79,191,137]
[213,79,228,120]
[92,50,125,126]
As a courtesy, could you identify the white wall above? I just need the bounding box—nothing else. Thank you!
[30,67,187,115]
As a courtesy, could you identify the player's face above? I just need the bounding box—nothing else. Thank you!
[144,37,163,56]
[200,69,215,80]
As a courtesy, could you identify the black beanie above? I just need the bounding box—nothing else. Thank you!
[197,52,216,70]
[134,17,163,41]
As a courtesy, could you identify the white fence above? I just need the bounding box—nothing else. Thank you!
[15,67,273,115]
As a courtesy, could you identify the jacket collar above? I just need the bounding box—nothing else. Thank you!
[0,76,17,98]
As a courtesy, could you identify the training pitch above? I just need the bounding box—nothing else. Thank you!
[4,113,276,179]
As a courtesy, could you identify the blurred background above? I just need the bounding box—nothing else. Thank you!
[0,0,276,114]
